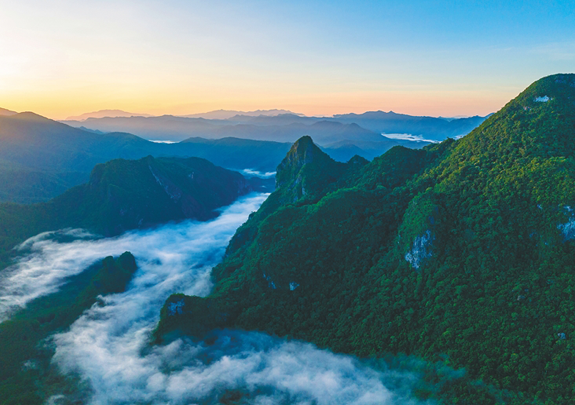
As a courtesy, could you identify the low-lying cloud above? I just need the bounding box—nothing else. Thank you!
[0,193,267,322]
[382,133,439,143]
[54,329,427,404]
[2,192,430,404]
[241,168,277,178]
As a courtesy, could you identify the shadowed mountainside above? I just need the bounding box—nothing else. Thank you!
[0,155,264,269]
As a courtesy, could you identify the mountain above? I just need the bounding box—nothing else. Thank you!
[0,108,17,117]
[0,112,152,173]
[0,164,87,205]
[177,137,292,171]
[333,110,487,141]
[183,109,297,119]
[60,115,223,142]
[66,109,154,120]
[0,155,262,269]
[156,74,575,403]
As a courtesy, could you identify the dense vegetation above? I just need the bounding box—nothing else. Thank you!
[0,252,137,405]
[157,74,575,403]
[0,155,262,269]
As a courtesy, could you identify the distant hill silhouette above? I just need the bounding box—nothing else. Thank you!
[0,107,17,117]
[66,109,154,121]
[183,109,298,119]
[333,110,487,141]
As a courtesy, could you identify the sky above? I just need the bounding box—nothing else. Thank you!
[0,0,573,119]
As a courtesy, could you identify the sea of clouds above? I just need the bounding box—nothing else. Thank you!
[1,193,430,404]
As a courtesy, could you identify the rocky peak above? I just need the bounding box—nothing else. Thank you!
[276,136,330,189]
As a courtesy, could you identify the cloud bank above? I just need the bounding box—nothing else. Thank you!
[0,193,267,322]
[241,168,277,179]
[2,192,430,404]
[55,329,428,404]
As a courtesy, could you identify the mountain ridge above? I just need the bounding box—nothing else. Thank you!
[333,110,488,141]
[61,110,486,143]
[183,109,299,119]
[0,108,17,117]
[66,109,154,121]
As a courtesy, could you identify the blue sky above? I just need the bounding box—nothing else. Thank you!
[0,0,573,118]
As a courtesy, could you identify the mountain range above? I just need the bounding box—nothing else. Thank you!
[0,112,419,204]
[61,111,486,143]
[65,109,154,121]
[333,110,488,141]
[66,109,299,121]
[0,73,573,404]
[61,114,390,143]
[182,109,298,119]
[0,113,285,203]
[156,74,575,404]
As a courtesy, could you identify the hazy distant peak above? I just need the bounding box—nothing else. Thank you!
[183,109,300,120]
[11,111,54,122]
[66,109,154,121]
[0,107,17,117]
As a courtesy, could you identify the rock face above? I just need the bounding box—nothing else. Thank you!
[404,230,434,269]
[558,206,575,241]
[275,136,347,203]
[276,136,317,188]
[167,299,185,316]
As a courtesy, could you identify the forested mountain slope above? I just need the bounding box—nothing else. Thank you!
[0,156,261,269]
[157,74,575,403]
